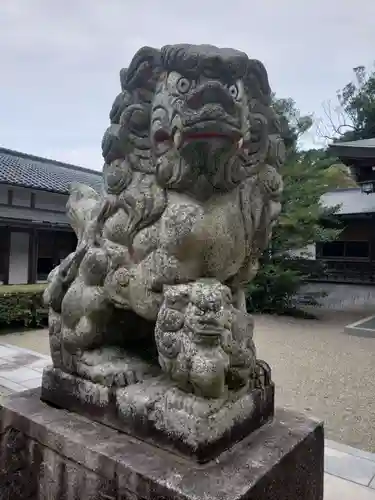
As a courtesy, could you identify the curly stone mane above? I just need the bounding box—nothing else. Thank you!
[100,45,283,250]
[100,47,166,246]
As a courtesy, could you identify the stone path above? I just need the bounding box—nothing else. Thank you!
[0,342,375,498]
[0,342,50,394]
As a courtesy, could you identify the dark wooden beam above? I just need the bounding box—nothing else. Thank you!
[3,228,10,285]
[30,192,35,209]
[28,229,38,284]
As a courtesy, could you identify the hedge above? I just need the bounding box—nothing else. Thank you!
[0,284,48,327]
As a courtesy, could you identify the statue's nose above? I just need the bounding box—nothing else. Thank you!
[187,82,235,113]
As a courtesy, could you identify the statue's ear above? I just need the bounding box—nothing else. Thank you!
[125,46,161,91]
[247,111,269,165]
[244,59,273,166]
[268,133,286,170]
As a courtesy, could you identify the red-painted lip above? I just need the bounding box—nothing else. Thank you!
[153,130,233,143]
[184,132,232,140]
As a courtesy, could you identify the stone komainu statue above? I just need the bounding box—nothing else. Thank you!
[42,45,284,457]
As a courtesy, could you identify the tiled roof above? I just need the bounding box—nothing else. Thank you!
[0,148,103,194]
[321,188,375,215]
[5,147,372,217]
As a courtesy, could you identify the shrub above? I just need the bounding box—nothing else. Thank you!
[0,284,48,328]
[247,259,300,314]
[246,257,327,315]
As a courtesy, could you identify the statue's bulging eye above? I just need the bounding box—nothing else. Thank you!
[228,84,239,99]
[176,77,192,94]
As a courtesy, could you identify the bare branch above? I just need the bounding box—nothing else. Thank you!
[316,98,356,143]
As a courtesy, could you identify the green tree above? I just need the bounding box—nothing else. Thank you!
[297,149,357,188]
[247,98,344,315]
[271,95,313,151]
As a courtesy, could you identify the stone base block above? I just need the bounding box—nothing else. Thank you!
[0,390,324,500]
[41,366,274,463]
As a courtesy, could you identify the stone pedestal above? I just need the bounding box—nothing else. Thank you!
[0,389,324,500]
[40,366,275,463]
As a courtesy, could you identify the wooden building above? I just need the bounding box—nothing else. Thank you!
[0,148,102,285]
[328,138,375,193]
[313,138,375,284]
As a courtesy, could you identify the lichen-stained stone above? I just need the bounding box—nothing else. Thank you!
[41,365,275,463]
[42,43,284,404]
[0,390,324,500]
[38,45,287,453]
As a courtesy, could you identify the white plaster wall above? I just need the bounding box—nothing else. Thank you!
[34,191,68,212]
[8,232,29,284]
[298,282,375,312]
[12,187,31,207]
[286,244,316,260]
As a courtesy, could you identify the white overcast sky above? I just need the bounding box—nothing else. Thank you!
[1,0,374,170]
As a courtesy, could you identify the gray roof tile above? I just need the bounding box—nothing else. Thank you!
[0,148,103,194]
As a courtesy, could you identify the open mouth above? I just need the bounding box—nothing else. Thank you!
[194,321,225,337]
[153,118,243,152]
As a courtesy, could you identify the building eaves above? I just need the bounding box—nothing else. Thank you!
[328,138,375,160]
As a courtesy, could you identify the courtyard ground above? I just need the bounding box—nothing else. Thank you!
[2,310,375,452]
[254,311,375,453]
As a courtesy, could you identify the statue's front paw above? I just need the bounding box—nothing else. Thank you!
[62,316,103,353]
[129,283,163,321]
[104,267,132,308]
[105,266,162,320]
[126,268,163,321]
[190,351,229,399]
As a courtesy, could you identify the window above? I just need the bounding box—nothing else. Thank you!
[345,242,369,259]
[318,241,370,260]
[37,257,54,281]
[321,242,344,258]
[36,230,77,282]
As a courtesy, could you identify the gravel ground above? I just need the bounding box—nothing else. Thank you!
[254,311,375,452]
[1,312,375,452]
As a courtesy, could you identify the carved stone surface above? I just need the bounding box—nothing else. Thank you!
[0,391,324,500]
[41,43,285,453]
[41,364,274,462]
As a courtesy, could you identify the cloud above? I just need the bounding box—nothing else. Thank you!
[1,0,375,167]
